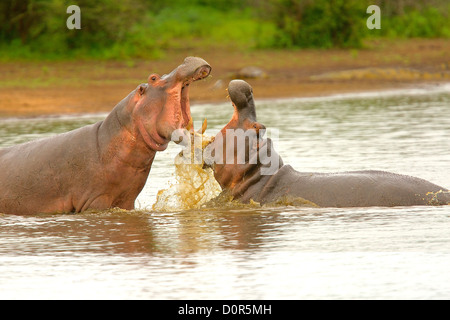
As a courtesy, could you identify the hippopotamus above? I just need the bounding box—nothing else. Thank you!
[0,57,211,215]
[204,80,450,207]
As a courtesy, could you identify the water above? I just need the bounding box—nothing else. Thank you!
[1,84,449,299]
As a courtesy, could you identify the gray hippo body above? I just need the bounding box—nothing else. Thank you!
[242,165,449,207]
[0,57,211,214]
[205,80,450,207]
[0,115,148,214]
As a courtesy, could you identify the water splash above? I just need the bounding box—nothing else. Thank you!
[153,131,222,212]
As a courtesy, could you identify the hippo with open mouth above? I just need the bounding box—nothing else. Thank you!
[0,57,211,214]
[204,80,450,207]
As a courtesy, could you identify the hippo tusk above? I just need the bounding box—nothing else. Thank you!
[197,118,207,134]
[186,118,193,132]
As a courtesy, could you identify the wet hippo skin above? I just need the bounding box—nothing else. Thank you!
[205,80,450,207]
[0,57,211,214]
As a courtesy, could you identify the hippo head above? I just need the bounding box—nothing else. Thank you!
[129,57,211,151]
[204,80,282,196]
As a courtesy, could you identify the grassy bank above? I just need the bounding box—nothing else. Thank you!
[0,38,449,117]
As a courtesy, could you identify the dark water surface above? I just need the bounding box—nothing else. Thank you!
[1,84,449,299]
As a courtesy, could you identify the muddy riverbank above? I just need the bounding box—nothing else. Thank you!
[0,38,449,117]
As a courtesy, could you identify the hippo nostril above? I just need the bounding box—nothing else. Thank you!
[194,65,212,81]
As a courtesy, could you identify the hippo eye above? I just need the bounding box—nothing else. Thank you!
[149,74,160,83]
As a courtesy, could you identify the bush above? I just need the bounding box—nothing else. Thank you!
[0,0,156,60]
[0,0,448,60]
[259,0,368,49]
[380,5,450,38]
[0,0,259,59]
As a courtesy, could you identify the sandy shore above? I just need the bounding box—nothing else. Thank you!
[0,39,449,117]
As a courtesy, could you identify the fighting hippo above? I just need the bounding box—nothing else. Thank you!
[0,57,211,215]
[204,80,450,207]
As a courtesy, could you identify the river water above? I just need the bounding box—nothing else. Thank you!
[0,84,449,299]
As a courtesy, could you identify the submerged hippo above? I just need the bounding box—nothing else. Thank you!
[0,57,211,214]
[204,80,450,207]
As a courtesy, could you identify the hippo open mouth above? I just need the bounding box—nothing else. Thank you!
[180,64,211,129]
[161,63,210,148]
[139,57,211,151]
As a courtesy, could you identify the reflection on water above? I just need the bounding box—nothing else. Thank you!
[1,206,450,299]
[0,85,450,299]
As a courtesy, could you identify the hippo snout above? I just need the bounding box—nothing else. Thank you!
[177,57,211,83]
[228,80,253,110]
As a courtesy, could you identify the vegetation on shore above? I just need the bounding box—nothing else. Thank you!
[0,0,449,61]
